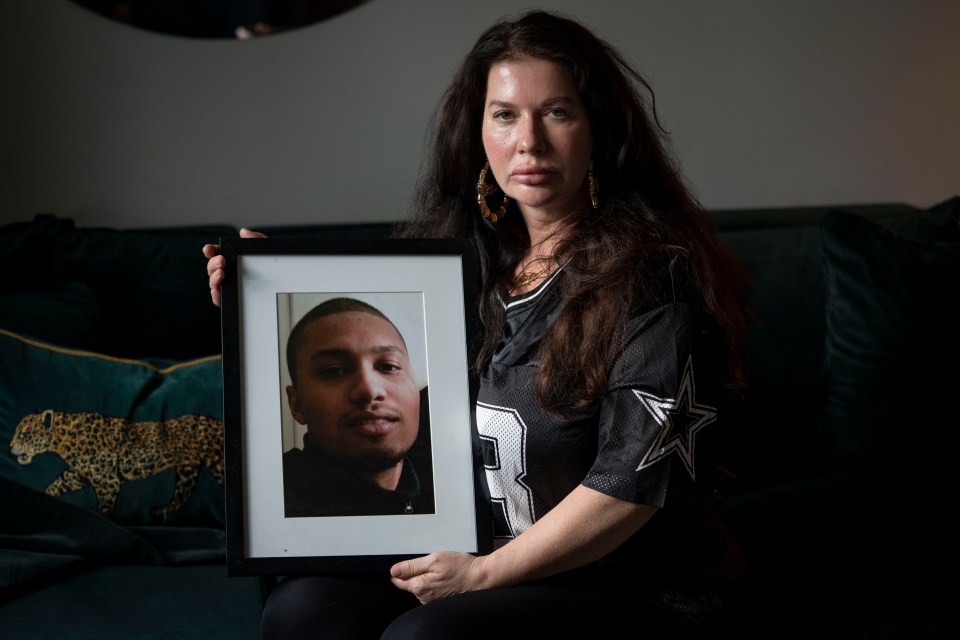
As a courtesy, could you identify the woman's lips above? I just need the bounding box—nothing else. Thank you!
[510,168,555,185]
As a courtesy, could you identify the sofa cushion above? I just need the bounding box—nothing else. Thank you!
[866,195,960,242]
[716,196,960,487]
[0,564,264,640]
[0,281,101,350]
[820,209,960,463]
[719,224,828,485]
[0,329,225,526]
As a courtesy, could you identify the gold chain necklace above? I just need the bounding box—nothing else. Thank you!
[512,256,555,289]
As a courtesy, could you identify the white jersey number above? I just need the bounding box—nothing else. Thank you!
[476,402,535,537]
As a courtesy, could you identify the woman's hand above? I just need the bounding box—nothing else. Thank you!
[390,486,655,605]
[202,228,267,307]
[389,551,487,604]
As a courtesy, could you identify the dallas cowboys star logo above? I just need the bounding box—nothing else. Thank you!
[633,355,717,480]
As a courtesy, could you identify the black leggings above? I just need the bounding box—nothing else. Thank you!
[260,573,717,639]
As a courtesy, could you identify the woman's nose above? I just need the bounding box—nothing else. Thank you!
[518,116,545,153]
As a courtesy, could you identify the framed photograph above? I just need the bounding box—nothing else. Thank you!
[219,237,491,576]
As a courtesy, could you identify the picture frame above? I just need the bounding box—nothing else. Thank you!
[219,236,491,576]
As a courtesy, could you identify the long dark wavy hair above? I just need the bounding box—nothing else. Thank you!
[395,9,751,412]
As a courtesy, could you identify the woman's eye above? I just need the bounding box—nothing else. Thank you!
[493,110,513,121]
[547,107,568,118]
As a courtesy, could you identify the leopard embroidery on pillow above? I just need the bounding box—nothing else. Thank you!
[11,409,224,517]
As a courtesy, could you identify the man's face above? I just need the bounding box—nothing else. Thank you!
[286,311,421,472]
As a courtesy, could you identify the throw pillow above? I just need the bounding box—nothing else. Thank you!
[0,329,225,526]
[820,210,960,463]
[0,281,101,350]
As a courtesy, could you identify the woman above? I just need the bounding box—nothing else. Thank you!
[206,10,752,639]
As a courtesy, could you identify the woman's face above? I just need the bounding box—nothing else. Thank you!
[481,57,594,224]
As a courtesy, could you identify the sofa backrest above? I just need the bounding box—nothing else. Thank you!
[0,216,237,360]
[713,199,959,488]
[3,198,957,491]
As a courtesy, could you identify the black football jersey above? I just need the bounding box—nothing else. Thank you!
[476,267,744,610]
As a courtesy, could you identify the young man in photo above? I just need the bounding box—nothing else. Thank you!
[281,297,433,517]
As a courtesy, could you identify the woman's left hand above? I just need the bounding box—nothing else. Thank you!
[390,486,655,605]
[389,551,485,604]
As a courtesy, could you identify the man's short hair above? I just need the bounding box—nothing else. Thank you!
[285,297,403,385]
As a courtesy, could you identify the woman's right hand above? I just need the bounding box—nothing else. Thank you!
[202,228,268,307]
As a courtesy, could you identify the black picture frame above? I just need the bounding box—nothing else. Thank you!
[219,237,491,576]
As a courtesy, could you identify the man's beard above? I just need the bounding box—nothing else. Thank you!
[309,439,408,473]
[346,447,407,473]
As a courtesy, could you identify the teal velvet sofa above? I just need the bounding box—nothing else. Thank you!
[1,197,958,639]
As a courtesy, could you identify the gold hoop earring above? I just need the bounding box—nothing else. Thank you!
[588,160,599,209]
[477,161,509,222]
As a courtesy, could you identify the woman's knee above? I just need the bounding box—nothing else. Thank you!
[381,601,468,640]
[262,575,415,640]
